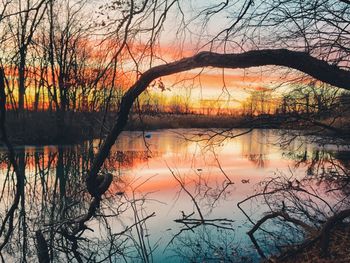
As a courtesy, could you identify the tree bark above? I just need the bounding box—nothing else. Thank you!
[87,49,350,196]
[18,52,26,112]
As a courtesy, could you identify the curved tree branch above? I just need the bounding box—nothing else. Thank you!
[87,49,350,196]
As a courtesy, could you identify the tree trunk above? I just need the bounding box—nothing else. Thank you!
[18,53,26,112]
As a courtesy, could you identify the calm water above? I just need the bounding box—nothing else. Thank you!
[0,129,348,262]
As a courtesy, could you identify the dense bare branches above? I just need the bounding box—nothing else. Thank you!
[88,48,350,192]
[0,0,350,261]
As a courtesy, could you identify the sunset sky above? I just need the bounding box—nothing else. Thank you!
[1,0,315,112]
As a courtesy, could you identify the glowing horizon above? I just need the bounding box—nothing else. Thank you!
[2,40,304,113]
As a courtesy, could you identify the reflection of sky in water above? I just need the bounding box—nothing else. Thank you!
[97,129,320,262]
[0,129,347,262]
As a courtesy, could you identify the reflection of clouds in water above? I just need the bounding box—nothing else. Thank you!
[0,129,348,262]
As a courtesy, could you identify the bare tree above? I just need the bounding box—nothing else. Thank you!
[4,0,49,112]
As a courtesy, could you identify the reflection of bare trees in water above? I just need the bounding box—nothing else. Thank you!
[170,227,254,263]
[182,128,272,169]
[284,148,350,192]
[165,161,242,262]
[167,146,350,261]
[0,147,88,261]
[0,68,27,259]
[166,127,350,261]
[110,150,155,171]
[0,144,160,262]
[237,146,350,261]
[246,154,266,168]
[0,137,349,262]
[179,128,254,148]
[1,108,350,262]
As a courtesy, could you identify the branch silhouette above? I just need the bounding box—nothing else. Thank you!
[87,49,350,196]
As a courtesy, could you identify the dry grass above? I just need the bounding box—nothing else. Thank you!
[6,111,345,145]
[5,111,249,145]
[126,113,245,130]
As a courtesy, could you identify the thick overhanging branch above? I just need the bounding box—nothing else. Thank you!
[87,49,350,196]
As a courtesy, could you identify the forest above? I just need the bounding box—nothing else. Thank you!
[0,0,350,262]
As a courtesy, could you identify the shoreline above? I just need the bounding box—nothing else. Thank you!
[2,111,347,146]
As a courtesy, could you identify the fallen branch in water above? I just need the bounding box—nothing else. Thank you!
[239,176,350,260]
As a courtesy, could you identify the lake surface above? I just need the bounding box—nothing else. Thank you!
[0,129,349,262]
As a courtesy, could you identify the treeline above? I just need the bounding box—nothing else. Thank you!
[0,1,135,131]
[138,84,350,119]
[238,84,350,137]
[241,85,350,118]
[1,0,349,143]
